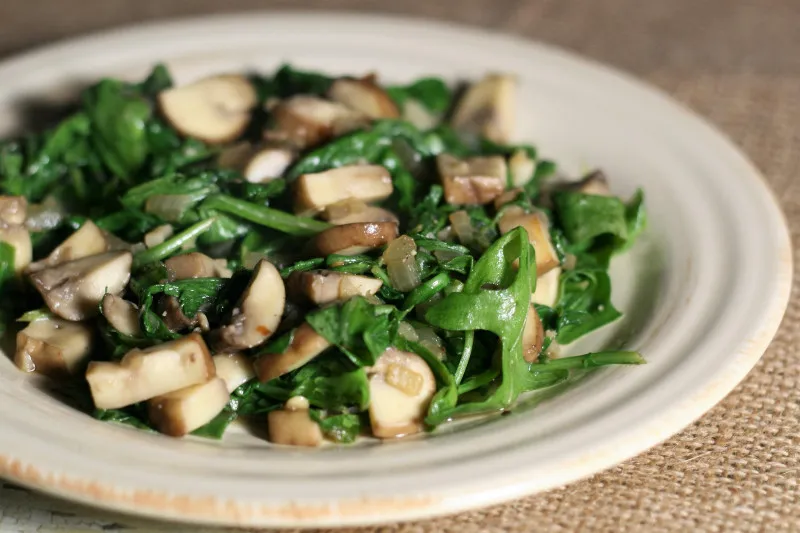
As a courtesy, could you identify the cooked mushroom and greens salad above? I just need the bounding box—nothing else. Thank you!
[0,65,645,446]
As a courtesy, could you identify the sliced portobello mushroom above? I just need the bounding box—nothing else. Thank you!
[267,396,323,447]
[27,220,125,273]
[294,164,393,215]
[158,74,257,144]
[532,267,561,307]
[498,207,560,276]
[521,304,545,363]
[211,259,285,352]
[254,322,331,382]
[0,195,27,225]
[86,333,215,410]
[101,294,141,337]
[311,222,398,256]
[147,377,229,437]
[15,317,93,378]
[29,251,132,321]
[437,153,507,205]
[0,224,32,274]
[451,73,516,143]
[212,353,255,393]
[327,76,400,119]
[368,348,436,439]
[287,270,383,305]
[268,95,368,149]
[321,199,398,226]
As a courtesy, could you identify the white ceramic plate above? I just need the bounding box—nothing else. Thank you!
[0,12,791,528]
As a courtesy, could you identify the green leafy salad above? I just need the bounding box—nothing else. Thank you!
[0,64,646,445]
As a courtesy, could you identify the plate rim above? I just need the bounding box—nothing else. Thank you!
[0,11,792,527]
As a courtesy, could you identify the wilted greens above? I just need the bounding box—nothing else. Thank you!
[0,64,645,446]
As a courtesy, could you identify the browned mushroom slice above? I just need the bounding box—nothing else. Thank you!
[288,270,383,305]
[158,75,257,144]
[532,267,561,307]
[322,199,399,226]
[29,251,132,321]
[0,224,32,273]
[15,318,93,378]
[294,165,393,215]
[267,396,323,447]
[254,322,331,382]
[368,348,436,439]
[148,377,229,437]
[27,220,128,273]
[165,252,219,281]
[437,153,507,205]
[451,73,516,143]
[0,196,27,225]
[574,170,611,196]
[269,96,368,149]
[508,149,535,187]
[101,294,141,336]
[211,259,285,352]
[521,304,545,363]
[328,77,400,119]
[86,333,215,410]
[218,142,295,183]
[498,207,560,276]
[312,222,398,257]
[212,353,255,393]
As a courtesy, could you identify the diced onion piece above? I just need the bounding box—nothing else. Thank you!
[382,235,420,292]
[397,321,419,342]
[144,224,174,248]
[414,326,446,360]
[448,210,476,248]
[144,194,198,223]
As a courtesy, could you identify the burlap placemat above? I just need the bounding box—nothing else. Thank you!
[0,1,797,531]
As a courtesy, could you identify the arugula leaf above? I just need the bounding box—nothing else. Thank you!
[94,406,154,432]
[82,79,151,179]
[273,64,334,97]
[290,353,370,410]
[191,409,238,439]
[306,297,399,366]
[553,191,628,245]
[386,77,452,114]
[553,268,622,344]
[311,412,362,444]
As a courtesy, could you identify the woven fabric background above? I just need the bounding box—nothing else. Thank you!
[0,1,797,532]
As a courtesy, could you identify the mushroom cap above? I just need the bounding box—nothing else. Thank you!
[158,74,257,144]
[269,96,368,149]
[27,220,125,273]
[287,270,383,306]
[498,207,560,276]
[532,267,561,307]
[521,304,545,363]
[437,154,507,205]
[165,252,219,281]
[0,195,27,225]
[328,77,400,119]
[15,318,93,379]
[368,348,436,439]
[212,353,255,393]
[211,259,285,352]
[30,251,133,321]
[451,73,516,143]
[86,333,215,410]
[101,294,141,337]
[311,222,399,256]
[294,164,393,216]
[148,377,230,437]
[254,322,331,382]
[322,200,399,226]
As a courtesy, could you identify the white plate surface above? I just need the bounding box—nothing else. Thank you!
[0,12,791,528]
